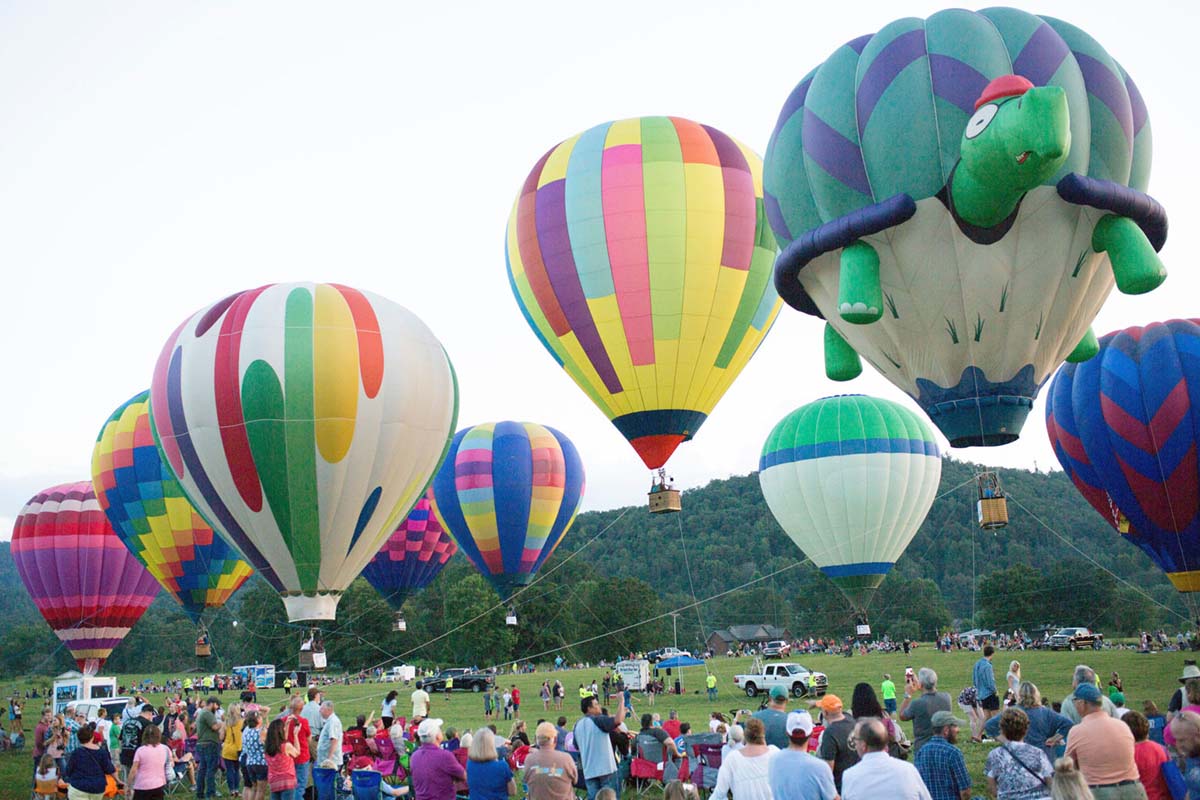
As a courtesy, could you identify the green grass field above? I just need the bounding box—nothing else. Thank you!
[0,647,1188,799]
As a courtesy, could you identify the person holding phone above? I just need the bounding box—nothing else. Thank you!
[898,668,952,756]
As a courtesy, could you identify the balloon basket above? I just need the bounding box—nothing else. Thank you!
[648,469,681,514]
[394,614,407,632]
[975,472,1008,530]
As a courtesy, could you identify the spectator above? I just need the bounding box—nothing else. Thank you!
[974,645,1000,726]
[412,685,432,720]
[841,718,932,800]
[283,695,311,800]
[1143,702,1167,746]
[1007,661,1023,704]
[914,710,971,800]
[711,717,777,800]
[1112,694,1129,720]
[126,723,171,800]
[411,718,466,800]
[1063,683,1142,797]
[984,708,1052,800]
[65,724,116,799]
[752,687,790,750]
[723,724,745,762]
[572,695,627,800]
[221,702,243,799]
[1169,710,1200,797]
[1051,757,1096,800]
[264,718,299,800]
[767,710,836,800]
[316,701,343,769]
[1123,710,1168,800]
[467,727,517,800]
[524,721,577,800]
[241,711,267,800]
[638,713,681,759]
[119,705,155,781]
[881,674,898,717]
[194,697,224,800]
[984,682,1074,762]
[382,691,398,730]
[815,694,857,793]
[1062,665,1119,724]
[899,668,952,755]
[1165,679,1200,749]
[662,710,682,740]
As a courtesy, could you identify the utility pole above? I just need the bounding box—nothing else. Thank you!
[670,612,680,650]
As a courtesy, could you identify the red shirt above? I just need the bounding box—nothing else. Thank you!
[662,720,681,739]
[285,713,311,765]
[1134,740,1170,800]
[512,689,521,705]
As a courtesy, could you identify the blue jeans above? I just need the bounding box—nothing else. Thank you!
[223,757,241,792]
[585,772,617,800]
[270,791,296,800]
[294,761,310,799]
[707,688,717,701]
[195,741,220,797]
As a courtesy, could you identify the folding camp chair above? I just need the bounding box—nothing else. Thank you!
[630,733,668,796]
[688,743,723,796]
[351,769,383,800]
[313,766,338,800]
[373,735,398,777]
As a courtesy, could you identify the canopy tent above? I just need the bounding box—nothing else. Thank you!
[656,655,705,669]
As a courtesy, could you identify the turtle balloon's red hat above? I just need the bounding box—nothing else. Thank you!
[975,75,1035,109]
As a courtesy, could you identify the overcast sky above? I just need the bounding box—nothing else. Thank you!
[2,0,1196,538]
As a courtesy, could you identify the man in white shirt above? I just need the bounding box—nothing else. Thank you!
[841,718,932,800]
[316,701,344,768]
[412,686,431,719]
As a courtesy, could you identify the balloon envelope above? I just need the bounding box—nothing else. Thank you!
[1047,319,1200,592]
[12,482,160,674]
[149,283,458,621]
[432,421,584,601]
[92,390,253,624]
[361,489,457,611]
[764,8,1162,447]
[759,395,942,610]
[507,116,782,469]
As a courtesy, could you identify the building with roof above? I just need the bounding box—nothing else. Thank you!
[706,624,793,655]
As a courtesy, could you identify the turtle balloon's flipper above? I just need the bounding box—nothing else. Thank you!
[837,241,883,324]
[1066,327,1099,363]
[1093,214,1166,295]
[825,323,862,381]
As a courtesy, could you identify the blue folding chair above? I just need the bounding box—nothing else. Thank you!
[313,766,338,800]
[352,769,383,800]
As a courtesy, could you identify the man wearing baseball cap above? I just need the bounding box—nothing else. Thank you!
[1065,683,1142,798]
[768,709,836,800]
[816,694,859,793]
[914,711,971,800]
[411,717,465,800]
[752,685,790,749]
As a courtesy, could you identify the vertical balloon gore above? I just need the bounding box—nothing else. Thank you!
[361,489,458,612]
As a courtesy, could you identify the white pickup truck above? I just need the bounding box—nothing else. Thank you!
[733,662,828,698]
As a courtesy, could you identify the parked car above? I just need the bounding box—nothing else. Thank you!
[75,698,134,724]
[416,668,495,693]
[646,647,693,663]
[733,663,827,698]
[1048,627,1103,651]
[762,640,791,658]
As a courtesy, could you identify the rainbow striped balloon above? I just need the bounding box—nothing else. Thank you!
[92,391,253,624]
[431,421,584,601]
[12,482,160,674]
[361,489,457,611]
[150,283,459,621]
[507,117,781,470]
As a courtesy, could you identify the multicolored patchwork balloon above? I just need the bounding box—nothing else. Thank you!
[765,8,1167,448]
[507,116,782,470]
[431,421,584,601]
[759,396,942,611]
[360,489,457,611]
[1047,320,1200,593]
[12,482,160,674]
[92,391,253,624]
[149,283,458,621]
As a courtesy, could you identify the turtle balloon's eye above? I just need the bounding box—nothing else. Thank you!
[965,104,999,139]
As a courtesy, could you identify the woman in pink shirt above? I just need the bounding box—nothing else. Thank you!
[1124,711,1170,800]
[126,724,172,799]
[1164,680,1200,748]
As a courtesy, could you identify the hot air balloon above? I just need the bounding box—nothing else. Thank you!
[361,489,457,630]
[759,396,942,615]
[506,117,782,502]
[1047,319,1200,594]
[431,421,584,615]
[12,482,160,674]
[149,283,458,621]
[92,391,254,638]
[765,8,1168,448]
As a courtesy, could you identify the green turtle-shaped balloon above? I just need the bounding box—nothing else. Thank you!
[764,8,1168,447]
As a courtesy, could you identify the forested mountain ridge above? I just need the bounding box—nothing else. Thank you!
[0,458,1184,677]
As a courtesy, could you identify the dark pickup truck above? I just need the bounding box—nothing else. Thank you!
[1048,627,1103,651]
[416,668,496,693]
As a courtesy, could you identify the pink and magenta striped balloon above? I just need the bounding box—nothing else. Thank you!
[12,482,160,674]
[360,490,457,611]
